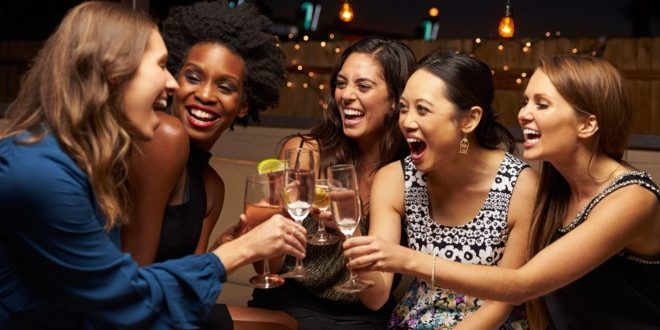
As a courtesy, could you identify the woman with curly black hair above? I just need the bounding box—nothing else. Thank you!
[121,0,291,327]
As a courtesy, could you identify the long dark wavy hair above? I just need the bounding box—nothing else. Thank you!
[525,55,632,329]
[295,37,415,179]
[414,50,515,152]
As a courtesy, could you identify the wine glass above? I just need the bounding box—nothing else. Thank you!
[327,164,375,293]
[244,172,285,289]
[281,148,315,278]
[308,179,340,245]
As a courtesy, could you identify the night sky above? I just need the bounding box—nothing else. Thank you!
[0,0,658,40]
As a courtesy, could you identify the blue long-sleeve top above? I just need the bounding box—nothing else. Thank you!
[0,132,225,329]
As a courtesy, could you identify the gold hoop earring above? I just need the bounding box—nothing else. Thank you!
[459,135,469,154]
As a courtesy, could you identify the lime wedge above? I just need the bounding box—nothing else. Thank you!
[257,158,285,174]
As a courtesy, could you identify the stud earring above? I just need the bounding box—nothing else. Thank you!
[459,135,469,154]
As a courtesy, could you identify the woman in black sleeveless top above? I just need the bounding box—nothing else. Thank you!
[345,55,659,329]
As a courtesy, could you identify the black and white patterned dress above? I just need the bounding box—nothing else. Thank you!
[390,153,529,329]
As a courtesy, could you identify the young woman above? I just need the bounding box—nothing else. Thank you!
[340,51,536,329]
[0,2,305,328]
[121,0,286,265]
[249,37,416,329]
[345,55,659,329]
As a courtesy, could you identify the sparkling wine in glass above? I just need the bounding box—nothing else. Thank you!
[327,164,374,293]
[244,172,285,289]
[281,168,315,278]
[308,179,340,245]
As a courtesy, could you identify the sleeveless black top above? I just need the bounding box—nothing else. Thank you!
[154,142,211,262]
[545,171,660,329]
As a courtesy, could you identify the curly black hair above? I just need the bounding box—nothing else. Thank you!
[161,0,286,124]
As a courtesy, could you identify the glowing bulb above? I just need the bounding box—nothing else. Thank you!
[516,78,522,84]
[286,81,293,88]
[525,41,532,47]
[339,1,354,22]
[320,41,327,47]
[334,47,341,53]
[303,83,309,88]
[545,31,551,37]
[429,7,439,17]
[303,35,309,41]
[522,46,529,53]
[288,33,294,39]
[498,17,514,38]
[308,72,314,77]
[294,44,300,50]
[491,70,495,75]
[475,38,482,44]
[319,84,325,90]
[297,65,303,71]
[498,44,504,51]
[503,65,509,71]
[329,33,335,39]
[572,48,578,54]
[521,72,527,78]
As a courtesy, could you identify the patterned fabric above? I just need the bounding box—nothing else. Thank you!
[390,153,529,329]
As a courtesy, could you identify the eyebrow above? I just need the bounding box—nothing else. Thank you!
[182,62,241,83]
[336,73,377,85]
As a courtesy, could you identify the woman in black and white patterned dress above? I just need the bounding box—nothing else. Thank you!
[346,55,659,330]
[344,51,539,329]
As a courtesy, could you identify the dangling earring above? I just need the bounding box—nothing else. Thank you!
[459,135,469,154]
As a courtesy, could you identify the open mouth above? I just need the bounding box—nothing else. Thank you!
[406,137,427,161]
[153,98,168,110]
[523,128,541,143]
[186,107,220,128]
[342,109,365,125]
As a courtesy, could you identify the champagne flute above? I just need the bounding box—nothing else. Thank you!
[244,172,285,289]
[327,164,375,293]
[308,179,340,245]
[281,148,315,278]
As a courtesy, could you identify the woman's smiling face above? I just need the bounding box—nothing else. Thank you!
[171,43,247,150]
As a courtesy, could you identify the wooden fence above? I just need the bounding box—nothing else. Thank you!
[2,38,659,135]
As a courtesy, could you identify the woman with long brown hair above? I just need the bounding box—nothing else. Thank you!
[249,36,416,329]
[344,55,659,329]
[0,2,305,328]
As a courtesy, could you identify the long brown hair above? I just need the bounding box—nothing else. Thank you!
[297,37,415,174]
[525,55,633,329]
[0,1,156,229]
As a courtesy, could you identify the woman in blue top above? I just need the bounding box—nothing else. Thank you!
[0,2,305,328]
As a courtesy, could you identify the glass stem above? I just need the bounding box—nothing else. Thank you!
[345,233,357,280]
[317,213,327,234]
[263,259,271,276]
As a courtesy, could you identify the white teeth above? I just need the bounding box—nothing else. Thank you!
[343,109,364,116]
[154,99,167,110]
[190,109,216,119]
[406,137,421,143]
[523,128,539,135]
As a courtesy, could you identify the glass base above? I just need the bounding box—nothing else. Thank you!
[249,273,285,289]
[334,277,374,293]
[281,266,308,279]
[308,231,340,246]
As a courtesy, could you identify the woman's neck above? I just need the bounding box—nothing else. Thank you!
[426,146,503,191]
[551,148,626,203]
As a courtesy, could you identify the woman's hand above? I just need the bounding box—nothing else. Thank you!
[343,235,414,274]
[213,214,307,273]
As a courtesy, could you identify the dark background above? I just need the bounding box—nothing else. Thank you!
[0,0,658,41]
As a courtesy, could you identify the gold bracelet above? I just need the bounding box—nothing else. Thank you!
[431,254,437,287]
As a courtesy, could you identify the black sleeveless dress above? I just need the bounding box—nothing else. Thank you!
[545,171,660,329]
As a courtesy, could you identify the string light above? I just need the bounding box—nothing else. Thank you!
[503,65,509,71]
[294,44,300,50]
[339,0,354,22]
[525,41,532,47]
[297,65,303,71]
[308,72,314,77]
[320,41,327,47]
[286,81,293,88]
[498,44,504,51]
[521,72,527,78]
[288,33,294,39]
[571,48,578,54]
[303,35,309,41]
[303,83,309,89]
[545,31,551,37]
[522,46,529,53]
[319,84,325,90]
[429,7,439,17]
[498,0,514,38]
[334,47,341,53]
[329,33,335,39]
[516,78,522,84]
[475,38,482,44]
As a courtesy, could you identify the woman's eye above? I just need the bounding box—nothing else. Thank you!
[520,98,528,107]
[358,84,371,92]
[397,103,408,113]
[336,80,346,88]
[184,71,201,84]
[416,105,429,114]
[536,103,549,110]
[218,84,237,93]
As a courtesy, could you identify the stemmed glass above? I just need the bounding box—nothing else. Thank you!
[327,164,375,293]
[244,172,286,289]
[281,148,315,278]
[308,179,340,245]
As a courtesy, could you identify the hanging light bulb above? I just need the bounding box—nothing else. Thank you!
[498,0,514,38]
[339,0,354,22]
